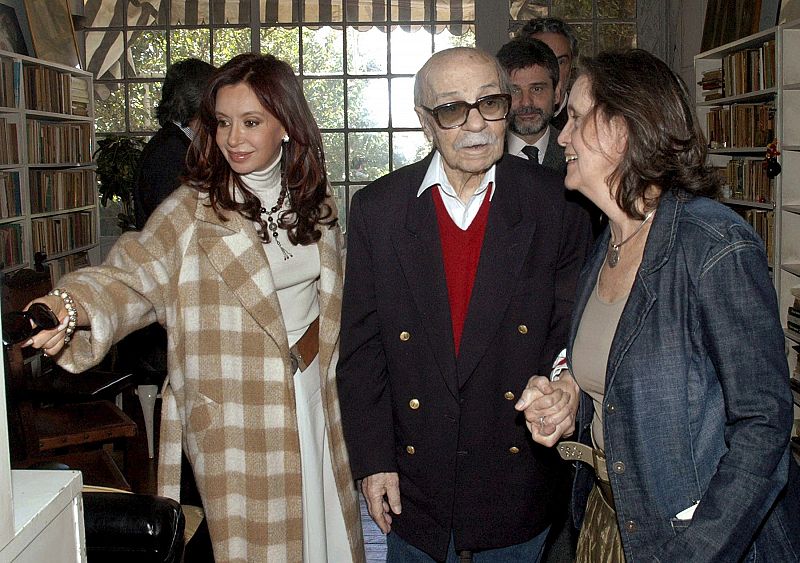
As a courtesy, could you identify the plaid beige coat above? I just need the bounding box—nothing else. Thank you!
[56,186,365,562]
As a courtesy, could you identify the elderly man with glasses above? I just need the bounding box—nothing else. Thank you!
[337,47,591,563]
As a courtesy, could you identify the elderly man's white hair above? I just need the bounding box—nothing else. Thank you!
[413,47,512,109]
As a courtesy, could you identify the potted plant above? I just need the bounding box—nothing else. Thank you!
[93,135,146,232]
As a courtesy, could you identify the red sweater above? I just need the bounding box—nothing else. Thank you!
[432,185,492,355]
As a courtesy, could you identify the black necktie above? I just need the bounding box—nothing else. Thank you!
[521,145,540,165]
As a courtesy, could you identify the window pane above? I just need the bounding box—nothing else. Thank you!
[212,0,250,24]
[305,0,344,22]
[597,0,637,19]
[349,132,389,182]
[213,27,251,65]
[393,131,430,170]
[304,79,344,128]
[598,23,637,51]
[510,0,548,21]
[261,0,298,23]
[171,0,210,25]
[170,29,211,64]
[552,0,592,19]
[332,184,347,232]
[94,83,126,134]
[348,79,389,128]
[347,27,387,75]
[128,82,162,132]
[573,23,594,58]
[127,30,167,78]
[391,26,432,75]
[86,31,124,80]
[127,0,160,25]
[302,27,344,75]
[435,0,475,20]
[391,77,419,128]
[322,132,345,182]
[434,24,476,51]
[261,27,300,72]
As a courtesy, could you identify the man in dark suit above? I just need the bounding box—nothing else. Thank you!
[133,58,214,229]
[337,47,590,562]
[497,38,565,174]
[519,18,579,132]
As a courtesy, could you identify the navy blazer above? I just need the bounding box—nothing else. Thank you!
[568,191,800,562]
[337,153,591,559]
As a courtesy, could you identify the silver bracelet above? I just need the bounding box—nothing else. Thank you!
[49,288,77,343]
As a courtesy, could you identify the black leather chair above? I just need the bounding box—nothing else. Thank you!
[83,490,185,563]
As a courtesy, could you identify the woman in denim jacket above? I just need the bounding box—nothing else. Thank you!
[518,49,800,562]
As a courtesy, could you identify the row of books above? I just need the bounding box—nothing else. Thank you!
[29,169,94,214]
[706,103,775,149]
[26,120,91,165]
[737,209,774,264]
[0,116,18,165]
[713,158,774,203]
[31,211,94,256]
[46,250,90,286]
[723,40,776,97]
[23,64,76,115]
[0,223,23,269]
[0,171,21,218]
[0,56,19,109]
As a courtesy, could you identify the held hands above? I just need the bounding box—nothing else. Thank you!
[514,371,579,447]
[20,295,74,356]
[361,472,401,534]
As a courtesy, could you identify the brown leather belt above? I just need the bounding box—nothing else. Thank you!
[289,317,319,373]
[558,441,616,509]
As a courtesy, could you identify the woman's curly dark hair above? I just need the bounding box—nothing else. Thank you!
[186,53,334,245]
[578,49,721,219]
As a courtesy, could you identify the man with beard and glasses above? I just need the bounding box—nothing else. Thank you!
[337,47,592,563]
[497,38,565,174]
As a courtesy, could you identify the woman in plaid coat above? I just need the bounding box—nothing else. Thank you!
[24,54,365,562]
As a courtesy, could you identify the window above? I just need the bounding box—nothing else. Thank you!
[508,0,637,55]
[82,0,475,229]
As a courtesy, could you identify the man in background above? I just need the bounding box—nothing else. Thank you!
[497,38,565,174]
[133,57,215,229]
[519,17,578,132]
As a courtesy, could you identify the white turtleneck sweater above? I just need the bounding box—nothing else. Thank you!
[240,151,320,348]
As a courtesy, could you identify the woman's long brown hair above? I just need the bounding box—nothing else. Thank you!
[186,53,335,245]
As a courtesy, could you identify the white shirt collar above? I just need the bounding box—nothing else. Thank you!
[506,126,551,163]
[417,151,496,201]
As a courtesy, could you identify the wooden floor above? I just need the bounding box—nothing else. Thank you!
[119,388,388,562]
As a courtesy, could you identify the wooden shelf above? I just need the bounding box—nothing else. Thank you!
[720,198,774,209]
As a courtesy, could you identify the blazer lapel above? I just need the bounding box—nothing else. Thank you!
[394,172,459,399]
[456,163,536,388]
[195,202,289,359]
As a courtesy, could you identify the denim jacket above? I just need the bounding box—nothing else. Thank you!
[568,191,800,562]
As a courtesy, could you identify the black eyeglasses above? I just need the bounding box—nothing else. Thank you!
[421,93,512,129]
[2,303,60,346]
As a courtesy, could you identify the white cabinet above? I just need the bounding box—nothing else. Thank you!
[0,470,86,562]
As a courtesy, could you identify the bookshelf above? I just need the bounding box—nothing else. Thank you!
[0,49,97,283]
[695,20,800,449]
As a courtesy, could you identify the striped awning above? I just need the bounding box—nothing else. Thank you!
[84,0,473,80]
